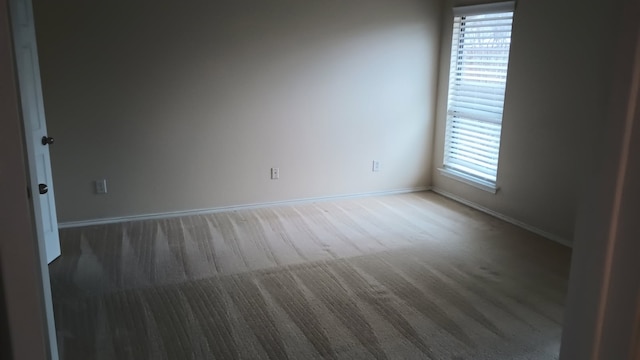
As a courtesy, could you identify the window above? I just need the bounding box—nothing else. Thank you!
[442,2,515,192]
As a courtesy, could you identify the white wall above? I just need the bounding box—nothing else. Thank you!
[560,0,640,357]
[431,0,619,242]
[33,0,442,222]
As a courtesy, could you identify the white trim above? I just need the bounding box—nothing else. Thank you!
[438,168,498,194]
[431,187,572,248]
[58,187,432,229]
[453,1,516,17]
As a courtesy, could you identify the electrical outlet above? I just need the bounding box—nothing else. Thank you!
[372,160,380,172]
[271,168,280,180]
[95,179,108,194]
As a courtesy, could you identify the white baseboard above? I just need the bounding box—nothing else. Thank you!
[58,186,432,229]
[431,187,572,248]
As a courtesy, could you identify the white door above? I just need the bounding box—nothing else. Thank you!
[10,0,61,264]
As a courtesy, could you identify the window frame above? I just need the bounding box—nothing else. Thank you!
[440,1,516,193]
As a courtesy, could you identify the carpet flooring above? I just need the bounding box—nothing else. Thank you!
[49,191,571,359]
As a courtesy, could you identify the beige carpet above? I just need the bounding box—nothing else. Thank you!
[49,191,571,359]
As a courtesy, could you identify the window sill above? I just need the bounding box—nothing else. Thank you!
[437,168,499,194]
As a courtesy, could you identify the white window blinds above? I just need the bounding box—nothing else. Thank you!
[444,4,514,185]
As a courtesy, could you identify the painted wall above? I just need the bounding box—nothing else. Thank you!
[560,0,640,357]
[432,0,619,242]
[33,0,442,222]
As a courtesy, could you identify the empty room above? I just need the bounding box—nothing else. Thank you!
[2,0,639,359]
